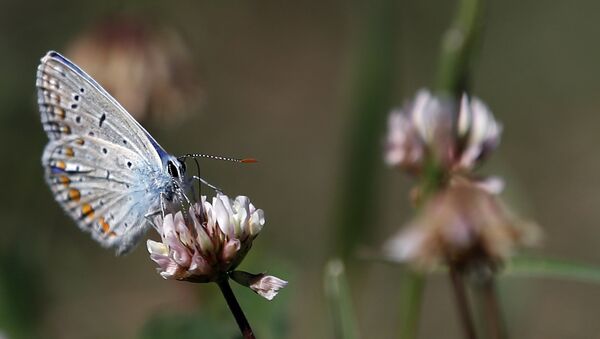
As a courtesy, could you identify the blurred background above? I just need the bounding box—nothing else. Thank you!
[1,0,600,338]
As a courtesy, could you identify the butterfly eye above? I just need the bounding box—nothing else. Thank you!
[167,161,179,178]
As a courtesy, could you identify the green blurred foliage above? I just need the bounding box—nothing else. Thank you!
[140,311,233,339]
[0,247,45,339]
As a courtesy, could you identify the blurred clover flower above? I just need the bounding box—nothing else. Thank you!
[147,194,287,300]
[385,90,502,193]
[66,15,202,123]
[384,182,540,271]
[383,90,540,272]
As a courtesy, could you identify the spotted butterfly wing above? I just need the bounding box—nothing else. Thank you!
[37,51,178,254]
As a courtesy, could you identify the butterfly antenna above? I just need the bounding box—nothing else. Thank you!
[179,153,257,164]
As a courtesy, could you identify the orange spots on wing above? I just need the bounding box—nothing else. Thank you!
[108,231,117,238]
[81,203,94,219]
[54,107,65,119]
[65,147,74,157]
[98,217,111,234]
[60,125,71,134]
[75,138,85,145]
[55,161,66,170]
[59,175,70,187]
[48,92,60,104]
[68,189,80,201]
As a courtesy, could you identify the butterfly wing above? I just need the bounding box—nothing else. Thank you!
[37,51,167,160]
[42,136,161,253]
[37,51,171,254]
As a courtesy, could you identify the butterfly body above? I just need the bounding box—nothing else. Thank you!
[37,51,187,254]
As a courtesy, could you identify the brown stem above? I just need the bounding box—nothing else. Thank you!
[449,267,478,339]
[480,277,506,339]
[217,278,256,339]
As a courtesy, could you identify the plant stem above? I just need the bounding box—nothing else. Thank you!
[399,272,425,339]
[449,267,478,339]
[436,0,485,97]
[324,259,360,339]
[479,277,505,339]
[217,278,255,339]
[333,0,398,259]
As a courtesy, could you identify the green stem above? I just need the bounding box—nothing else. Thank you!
[333,0,398,259]
[324,259,360,339]
[436,0,485,97]
[399,272,425,339]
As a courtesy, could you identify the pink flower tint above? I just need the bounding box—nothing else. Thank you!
[147,194,287,300]
[385,90,502,177]
[385,90,452,171]
[230,271,288,301]
[147,195,264,283]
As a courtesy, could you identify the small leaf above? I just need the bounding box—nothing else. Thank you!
[503,256,600,284]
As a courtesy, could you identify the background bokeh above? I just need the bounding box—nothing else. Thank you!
[1,0,600,338]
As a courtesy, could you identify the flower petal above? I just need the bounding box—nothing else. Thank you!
[222,239,241,263]
[214,195,234,236]
[249,209,265,237]
[230,271,288,301]
[147,240,168,256]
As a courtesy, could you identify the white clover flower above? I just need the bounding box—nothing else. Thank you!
[147,194,287,300]
[385,89,502,179]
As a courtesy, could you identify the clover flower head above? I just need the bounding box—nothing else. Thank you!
[147,194,287,300]
[385,89,502,177]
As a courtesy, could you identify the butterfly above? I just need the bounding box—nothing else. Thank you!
[37,51,190,255]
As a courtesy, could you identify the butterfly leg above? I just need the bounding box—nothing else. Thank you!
[144,210,162,232]
[191,175,223,194]
[160,192,167,218]
[178,188,192,206]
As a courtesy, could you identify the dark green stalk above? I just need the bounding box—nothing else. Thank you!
[217,278,255,339]
[399,272,425,339]
[436,0,486,97]
[333,0,398,259]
